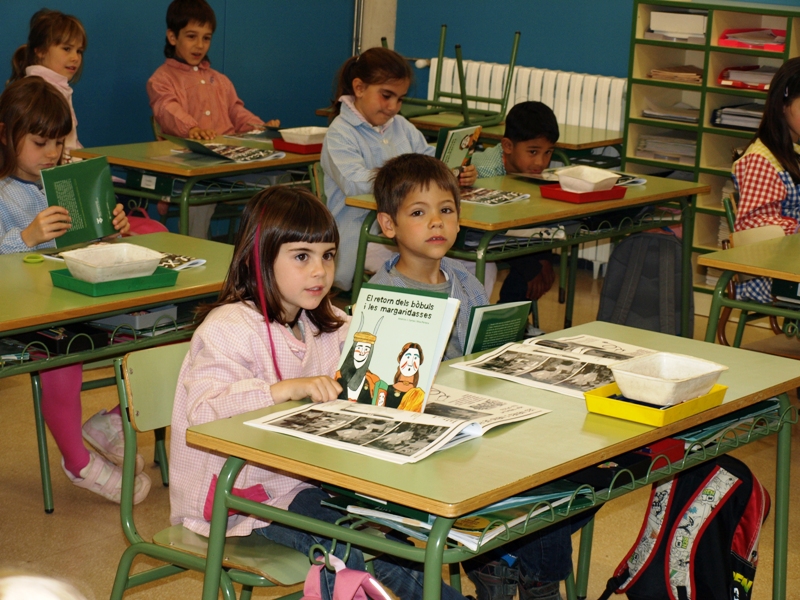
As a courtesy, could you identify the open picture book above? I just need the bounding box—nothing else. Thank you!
[435,125,482,177]
[41,157,117,249]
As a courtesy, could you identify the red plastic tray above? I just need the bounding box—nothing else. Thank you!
[717,65,774,91]
[540,184,626,203]
[272,139,322,154]
[717,28,785,52]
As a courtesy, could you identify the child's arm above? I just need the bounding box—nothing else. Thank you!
[147,76,204,139]
[734,153,797,234]
[14,206,71,251]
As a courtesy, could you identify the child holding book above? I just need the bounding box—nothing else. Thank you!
[146,0,280,238]
[731,57,800,302]
[321,47,495,294]
[169,186,465,600]
[9,8,87,159]
[370,153,576,600]
[0,78,146,505]
[472,101,559,303]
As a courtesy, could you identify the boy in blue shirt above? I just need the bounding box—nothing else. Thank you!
[473,101,559,303]
[370,153,574,600]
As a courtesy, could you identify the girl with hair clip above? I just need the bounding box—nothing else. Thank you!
[9,8,87,159]
[169,186,467,600]
[320,47,492,292]
[732,56,800,302]
[0,78,145,505]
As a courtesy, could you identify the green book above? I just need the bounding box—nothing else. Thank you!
[337,284,459,412]
[41,157,116,249]
[464,301,532,356]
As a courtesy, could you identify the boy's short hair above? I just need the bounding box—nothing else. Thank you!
[504,101,559,144]
[374,154,461,220]
[164,0,217,58]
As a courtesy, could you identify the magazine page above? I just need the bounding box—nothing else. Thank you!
[245,400,477,465]
[460,187,530,206]
[337,284,459,412]
[451,336,655,398]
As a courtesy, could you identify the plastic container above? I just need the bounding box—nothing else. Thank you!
[610,352,728,406]
[272,138,322,154]
[584,383,727,426]
[60,243,162,283]
[556,166,620,193]
[278,126,328,145]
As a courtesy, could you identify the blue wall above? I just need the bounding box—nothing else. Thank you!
[0,1,353,147]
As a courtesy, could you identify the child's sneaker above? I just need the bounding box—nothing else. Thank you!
[518,578,562,600]
[82,409,145,474]
[63,450,151,504]
[467,560,519,600]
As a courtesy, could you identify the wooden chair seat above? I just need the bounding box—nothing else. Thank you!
[742,335,800,360]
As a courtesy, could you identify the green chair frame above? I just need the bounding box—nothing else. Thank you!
[110,343,311,600]
[398,25,521,128]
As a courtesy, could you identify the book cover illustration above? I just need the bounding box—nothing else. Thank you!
[334,284,459,412]
[436,125,482,177]
[40,156,116,249]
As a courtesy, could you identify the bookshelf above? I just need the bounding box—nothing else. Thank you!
[622,0,800,315]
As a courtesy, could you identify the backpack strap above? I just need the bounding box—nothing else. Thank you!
[658,236,677,335]
[609,235,648,326]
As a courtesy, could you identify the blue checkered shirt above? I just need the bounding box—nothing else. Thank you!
[0,176,54,254]
[472,143,506,178]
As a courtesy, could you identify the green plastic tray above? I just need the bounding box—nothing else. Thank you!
[50,266,178,297]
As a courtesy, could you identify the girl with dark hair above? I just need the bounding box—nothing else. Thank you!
[170,186,466,600]
[321,47,484,291]
[733,57,800,302]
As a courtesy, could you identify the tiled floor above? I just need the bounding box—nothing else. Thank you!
[1,266,797,600]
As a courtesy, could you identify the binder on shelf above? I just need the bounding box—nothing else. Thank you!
[717,65,777,91]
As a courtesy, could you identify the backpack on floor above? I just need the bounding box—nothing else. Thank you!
[597,233,692,336]
[598,455,770,600]
[302,554,392,600]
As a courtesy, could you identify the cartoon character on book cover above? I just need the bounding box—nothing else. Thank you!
[335,318,382,404]
[379,342,425,412]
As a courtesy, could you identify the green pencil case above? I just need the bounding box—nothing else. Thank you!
[50,267,178,297]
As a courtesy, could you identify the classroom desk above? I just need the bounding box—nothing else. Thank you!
[0,233,232,511]
[700,234,800,345]
[347,175,709,334]
[190,321,798,600]
[72,139,319,235]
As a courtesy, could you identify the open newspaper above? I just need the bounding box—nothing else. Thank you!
[245,385,548,464]
[451,335,656,398]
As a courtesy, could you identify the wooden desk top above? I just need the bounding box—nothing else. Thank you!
[0,233,232,333]
[408,112,623,151]
[346,175,709,232]
[186,321,800,518]
[698,234,800,282]
[71,138,319,178]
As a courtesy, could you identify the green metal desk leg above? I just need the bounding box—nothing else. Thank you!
[575,516,594,600]
[772,392,792,600]
[448,563,462,593]
[351,212,378,304]
[564,244,580,329]
[680,197,696,338]
[424,516,456,600]
[471,232,493,285]
[30,372,54,513]
[565,572,577,600]
[177,175,204,236]
[559,249,568,304]
[704,271,734,343]
[201,456,247,600]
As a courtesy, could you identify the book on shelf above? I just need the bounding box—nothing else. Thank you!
[641,100,699,124]
[325,481,593,551]
[336,284,459,412]
[460,187,530,206]
[452,334,656,399]
[162,134,285,163]
[710,102,765,131]
[244,384,548,465]
[718,66,777,91]
[648,65,703,84]
[635,133,696,164]
[40,157,117,249]
[435,125,482,177]
[644,31,704,44]
[464,301,531,356]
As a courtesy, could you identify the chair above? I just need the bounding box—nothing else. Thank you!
[110,343,311,600]
[399,25,521,128]
[715,195,785,349]
[308,161,327,205]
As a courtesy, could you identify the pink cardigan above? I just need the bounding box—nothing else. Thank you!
[170,302,350,537]
[147,58,262,137]
[26,65,81,153]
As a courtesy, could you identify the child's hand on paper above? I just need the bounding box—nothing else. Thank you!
[271,376,343,404]
[459,164,477,187]
[111,204,131,236]
[21,206,71,247]
[188,126,217,140]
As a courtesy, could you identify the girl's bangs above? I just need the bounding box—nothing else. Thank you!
[283,200,339,246]
[29,101,72,140]
[54,20,87,48]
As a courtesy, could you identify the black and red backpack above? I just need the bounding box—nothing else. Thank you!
[599,455,770,600]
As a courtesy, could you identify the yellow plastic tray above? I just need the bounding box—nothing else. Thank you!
[584,383,727,427]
